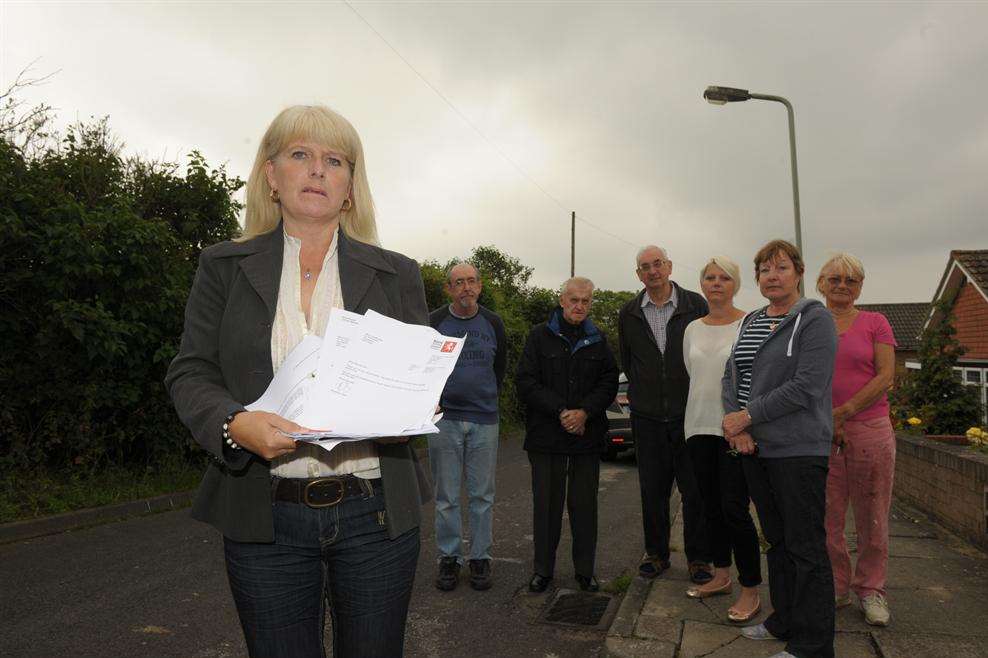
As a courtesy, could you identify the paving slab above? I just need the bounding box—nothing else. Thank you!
[605,497,988,658]
[872,631,988,658]
[604,636,677,658]
[678,621,878,658]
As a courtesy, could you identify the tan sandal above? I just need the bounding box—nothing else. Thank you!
[686,579,732,599]
[728,598,761,623]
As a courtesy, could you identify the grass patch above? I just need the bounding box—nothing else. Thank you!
[603,571,633,595]
[0,459,205,524]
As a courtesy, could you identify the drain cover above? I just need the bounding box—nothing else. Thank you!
[540,590,614,628]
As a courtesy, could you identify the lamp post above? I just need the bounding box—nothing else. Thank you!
[703,85,802,257]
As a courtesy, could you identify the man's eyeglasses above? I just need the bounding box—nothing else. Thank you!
[637,260,668,273]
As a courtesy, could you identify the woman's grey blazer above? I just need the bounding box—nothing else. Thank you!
[165,225,431,543]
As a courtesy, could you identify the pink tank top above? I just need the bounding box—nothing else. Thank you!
[832,311,897,421]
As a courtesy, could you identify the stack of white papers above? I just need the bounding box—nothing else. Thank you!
[245,310,464,453]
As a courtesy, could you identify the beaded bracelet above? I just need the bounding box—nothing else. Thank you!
[222,411,245,450]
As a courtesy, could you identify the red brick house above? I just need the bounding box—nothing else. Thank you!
[921,250,988,422]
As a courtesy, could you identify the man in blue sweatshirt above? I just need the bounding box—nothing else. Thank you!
[429,262,507,592]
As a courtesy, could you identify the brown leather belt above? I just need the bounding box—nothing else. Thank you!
[272,476,378,508]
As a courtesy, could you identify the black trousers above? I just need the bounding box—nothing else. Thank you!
[744,455,834,658]
[632,415,708,563]
[687,435,762,587]
[528,451,600,578]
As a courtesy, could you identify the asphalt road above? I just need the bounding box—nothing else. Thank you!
[0,436,646,658]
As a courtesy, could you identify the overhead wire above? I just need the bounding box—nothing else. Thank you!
[342,1,725,283]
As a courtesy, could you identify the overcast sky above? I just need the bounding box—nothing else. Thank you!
[3,1,986,310]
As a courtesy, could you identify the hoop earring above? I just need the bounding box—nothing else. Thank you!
[270,189,280,202]
[341,198,352,212]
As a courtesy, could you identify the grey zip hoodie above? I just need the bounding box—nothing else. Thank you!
[721,297,837,459]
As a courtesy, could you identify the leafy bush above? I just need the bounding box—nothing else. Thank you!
[890,296,983,435]
[1,111,242,472]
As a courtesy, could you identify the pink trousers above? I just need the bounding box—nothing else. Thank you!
[825,415,896,599]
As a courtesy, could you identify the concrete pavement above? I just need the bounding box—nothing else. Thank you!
[605,500,988,658]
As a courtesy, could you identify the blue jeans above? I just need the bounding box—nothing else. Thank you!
[223,480,420,658]
[427,418,499,562]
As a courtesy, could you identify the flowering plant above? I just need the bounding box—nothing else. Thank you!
[966,427,988,453]
[896,415,926,436]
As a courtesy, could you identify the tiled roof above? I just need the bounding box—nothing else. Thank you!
[857,302,931,351]
[952,250,988,296]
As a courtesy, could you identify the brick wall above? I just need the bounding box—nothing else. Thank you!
[952,281,988,360]
[894,433,988,551]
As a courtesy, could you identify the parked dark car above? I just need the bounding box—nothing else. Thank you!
[603,372,632,461]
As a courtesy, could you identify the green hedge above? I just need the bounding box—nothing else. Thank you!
[0,118,242,471]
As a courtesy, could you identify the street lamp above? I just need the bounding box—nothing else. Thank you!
[703,85,802,257]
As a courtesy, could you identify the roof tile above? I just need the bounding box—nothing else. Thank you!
[856,302,931,351]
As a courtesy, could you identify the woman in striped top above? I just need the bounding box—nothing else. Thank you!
[721,240,838,658]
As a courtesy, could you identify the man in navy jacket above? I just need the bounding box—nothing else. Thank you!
[516,277,619,594]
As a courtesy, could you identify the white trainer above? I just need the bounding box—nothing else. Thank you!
[861,593,890,626]
[835,592,853,609]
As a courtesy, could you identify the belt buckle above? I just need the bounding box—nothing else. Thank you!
[303,478,346,508]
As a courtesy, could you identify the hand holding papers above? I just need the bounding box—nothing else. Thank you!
[246,310,463,453]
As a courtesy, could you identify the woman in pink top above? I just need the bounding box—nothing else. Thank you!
[817,253,896,628]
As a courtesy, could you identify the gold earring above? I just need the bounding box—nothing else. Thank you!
[341,198,352,212]
[270,189,280,202]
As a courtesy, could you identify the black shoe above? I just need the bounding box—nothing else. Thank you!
[638,555,671,579]
[575,574,600,592]
[528,573,552,593]
[689,561,713,585]
[468,559,492,591]
[436,557,460,591]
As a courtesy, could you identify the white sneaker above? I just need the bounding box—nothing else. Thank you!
[835,592,852,609]
[861,593,890,626]
[740,623,776,640]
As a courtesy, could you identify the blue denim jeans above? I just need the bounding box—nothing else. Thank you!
[427,418,499,562]
[223,479,420,658]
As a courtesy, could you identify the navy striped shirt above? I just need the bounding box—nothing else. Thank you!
[735,311,789,407]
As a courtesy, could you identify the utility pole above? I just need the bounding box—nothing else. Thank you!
[570,211,575,277]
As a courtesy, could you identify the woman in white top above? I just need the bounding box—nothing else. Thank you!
[682,257,762,622]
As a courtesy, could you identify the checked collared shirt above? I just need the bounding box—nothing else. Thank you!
[640,285,679,354]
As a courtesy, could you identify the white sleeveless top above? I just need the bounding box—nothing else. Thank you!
[682,318,742,440]
[269,228,381,479]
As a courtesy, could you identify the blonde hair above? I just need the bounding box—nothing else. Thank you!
[816,252,865,295]
[700,256,741,297]
[240,105,378,244]
[560,276,595,296]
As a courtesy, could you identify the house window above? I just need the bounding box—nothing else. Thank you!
[956,367,988,425]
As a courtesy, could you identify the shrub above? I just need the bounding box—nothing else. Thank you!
[890,296,983,435]
[0,112,242,471]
